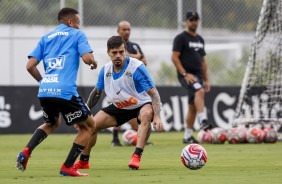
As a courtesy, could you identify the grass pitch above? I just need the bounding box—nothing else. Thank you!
[0,132,282,184]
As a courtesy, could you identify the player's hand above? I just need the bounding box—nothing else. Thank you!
[90,61,97,70]
[152,116,164,132]
[204,81,211,92]
[184,73,197,84]
[135,49,142,60]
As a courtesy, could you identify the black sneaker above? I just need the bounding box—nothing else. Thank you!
[183,136,199,144]
[200,120,213,131]
[111,139,122,147]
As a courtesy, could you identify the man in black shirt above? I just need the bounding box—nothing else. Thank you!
[111,20,148,146]
[172,11,212,144]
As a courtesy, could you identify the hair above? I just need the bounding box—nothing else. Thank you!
[57,7,79,22]
[107,36,127,51]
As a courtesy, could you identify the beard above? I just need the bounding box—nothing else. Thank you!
[113,59,122,68]
[189,25,197,32]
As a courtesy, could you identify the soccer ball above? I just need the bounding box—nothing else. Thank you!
[246,127,264,143]
[263,128,278,143]
[197,130,213,143]
[122,130,137,146]
[211,127,227,144]
[181,144,208,170]
[227,127,247,144]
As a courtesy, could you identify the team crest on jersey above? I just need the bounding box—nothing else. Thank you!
[125,72,132,77]
[106,72,112,77]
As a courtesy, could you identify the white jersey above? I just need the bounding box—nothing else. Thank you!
[103,58,152,109]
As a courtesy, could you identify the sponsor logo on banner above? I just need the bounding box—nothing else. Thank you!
[0,96,11,128]
[213,92,236,130]
[29,105,43,120]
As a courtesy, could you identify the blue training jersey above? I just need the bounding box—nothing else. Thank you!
[96,57,155,93]
[28,24,93,100]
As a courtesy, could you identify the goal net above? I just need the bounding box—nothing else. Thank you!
[234,0,282,127]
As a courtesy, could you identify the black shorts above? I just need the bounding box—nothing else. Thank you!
[39,96,91,126]
[102,102,152,126]
[178,75,203,104]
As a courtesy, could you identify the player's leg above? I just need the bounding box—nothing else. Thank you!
[194,89,212,130]
[129,118,153,145]
[112,126,122,146]
[59,96,95,176]
[16,98,61,172]
[60,114,95,176]
[183,103,199,143]
[128,104,153,170]
[129,118,139,131]
[74,109,118,169]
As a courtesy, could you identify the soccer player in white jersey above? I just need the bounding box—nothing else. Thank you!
[74,36,164,170]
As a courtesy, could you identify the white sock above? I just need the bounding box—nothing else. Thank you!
[184,128,193,139]
[198,112,206,124]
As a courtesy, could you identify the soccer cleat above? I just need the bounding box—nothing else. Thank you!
[74,160,90,169]
[146,141,154,145]
[16,148,30,172]
[128,154,141,170]
[200,120,213,131]
[183,136,199,144]
[112,139,123,147]
[60,164,88,176]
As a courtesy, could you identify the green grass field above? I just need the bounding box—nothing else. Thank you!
[1,132,282,184]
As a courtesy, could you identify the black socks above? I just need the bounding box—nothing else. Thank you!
[26,128,47,155]
[64,143,85,168]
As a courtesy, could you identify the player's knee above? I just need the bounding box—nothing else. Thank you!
[140,110,153,122]
[195,89,204,98]
[44,122,59,131]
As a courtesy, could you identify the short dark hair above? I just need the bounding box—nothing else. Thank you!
[107,36,127,51]
[57,7,79,22]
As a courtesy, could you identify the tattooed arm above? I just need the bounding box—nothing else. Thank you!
[87,87,103,110]
[146,87,164,132]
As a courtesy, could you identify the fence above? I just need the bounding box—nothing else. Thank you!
[0,0,263,86]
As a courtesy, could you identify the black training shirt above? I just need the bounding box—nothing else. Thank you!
[172,31,206,75]
[126,41,144,60]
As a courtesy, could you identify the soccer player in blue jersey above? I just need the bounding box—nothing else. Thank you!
[74,36,164,170]
[16,7,97,176]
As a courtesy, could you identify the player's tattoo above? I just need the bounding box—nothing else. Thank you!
[86,87,103,110]
[148,88,162,116]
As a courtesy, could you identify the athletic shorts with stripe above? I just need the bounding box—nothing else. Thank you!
[39,96,91,126]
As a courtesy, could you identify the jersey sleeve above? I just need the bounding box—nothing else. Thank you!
[28,38,44,62]
[172,34,185,52]
[133,64,155,93]
[77,32,93,56]
[95,66,105,90]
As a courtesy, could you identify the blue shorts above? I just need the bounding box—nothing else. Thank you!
[39,96,91,126]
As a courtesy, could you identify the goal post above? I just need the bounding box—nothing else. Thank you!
[233,0,282,127]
